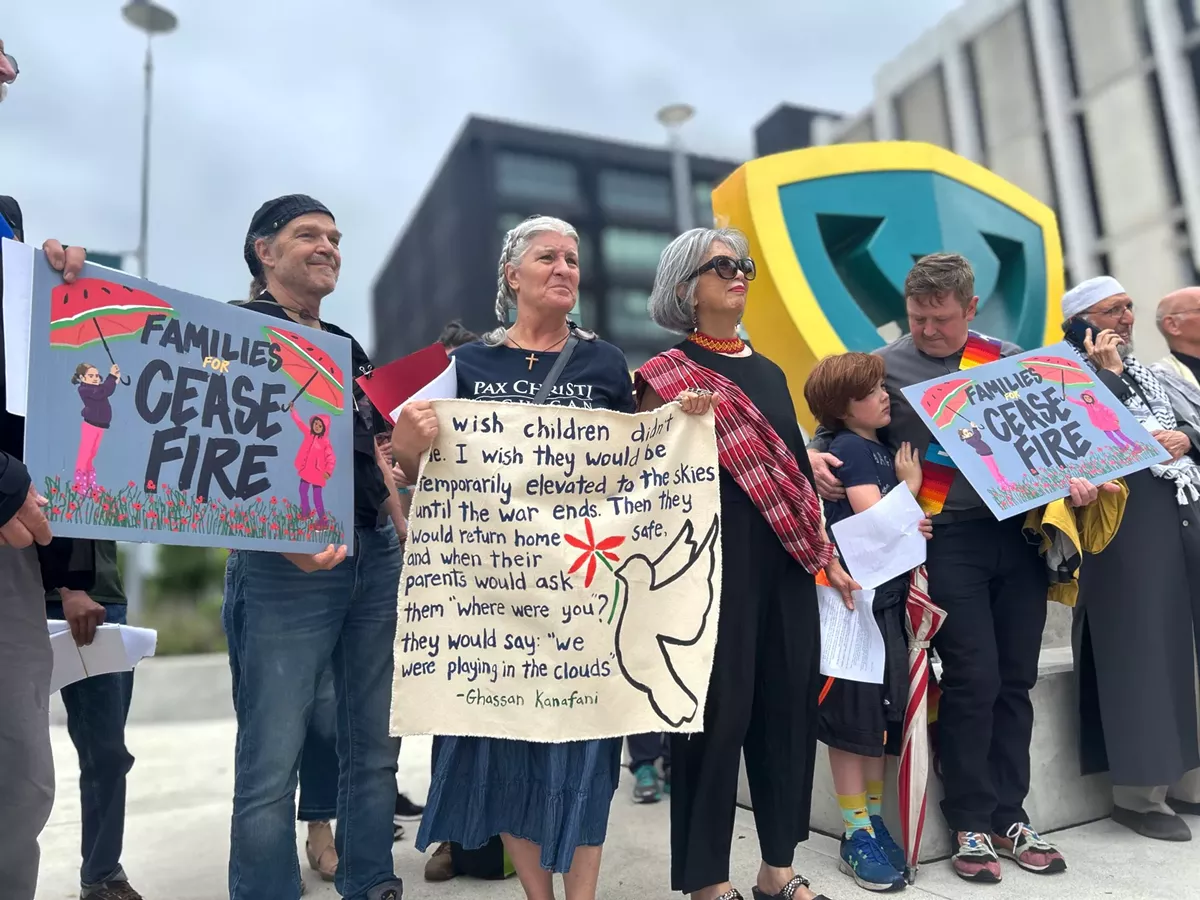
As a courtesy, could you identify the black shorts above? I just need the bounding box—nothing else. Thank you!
[817,676,901,757]
[817,577,908,758]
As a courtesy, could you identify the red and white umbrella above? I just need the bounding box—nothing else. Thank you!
[897,564,948,883]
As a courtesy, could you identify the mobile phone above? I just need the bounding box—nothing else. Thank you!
[1063,315,1094,348]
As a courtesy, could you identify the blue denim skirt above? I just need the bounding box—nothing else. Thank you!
[415,735,621,872]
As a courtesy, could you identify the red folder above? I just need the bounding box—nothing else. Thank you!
[356,343,450,425]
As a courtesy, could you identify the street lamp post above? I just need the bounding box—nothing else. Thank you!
[657,103,696,234]
[122,0,177,279]
[120,0,177,619]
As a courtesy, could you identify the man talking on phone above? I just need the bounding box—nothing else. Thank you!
[1060,276,1200,842]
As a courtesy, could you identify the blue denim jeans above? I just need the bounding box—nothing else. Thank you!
[222,523,403,900]
[46,601,135,887]
[297,663,338,822]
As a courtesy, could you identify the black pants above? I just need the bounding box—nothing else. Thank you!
[670,503,819,893]
[627,733,670,773]
[926,517,1047,834]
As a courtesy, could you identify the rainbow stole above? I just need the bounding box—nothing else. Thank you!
[916,333,1003,516]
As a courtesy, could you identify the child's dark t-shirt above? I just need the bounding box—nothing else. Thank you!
[822,430,899,531]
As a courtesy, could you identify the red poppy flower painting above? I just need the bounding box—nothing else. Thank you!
[564,518,625,588]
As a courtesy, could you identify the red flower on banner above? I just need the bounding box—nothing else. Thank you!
[563,518,625,588]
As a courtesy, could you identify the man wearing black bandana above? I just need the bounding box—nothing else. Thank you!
[221,195,405,900]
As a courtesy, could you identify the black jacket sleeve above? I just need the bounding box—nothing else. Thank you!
[1096,369,1134,404]
[0,449,32,528]
[38,537,96,593]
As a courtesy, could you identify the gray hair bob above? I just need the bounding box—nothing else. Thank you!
[647,227,750,334]
[482,215,580,346]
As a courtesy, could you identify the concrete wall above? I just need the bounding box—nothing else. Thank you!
[1066,0,1181,360]
[895,67,953,146]
[971,6,1057,205]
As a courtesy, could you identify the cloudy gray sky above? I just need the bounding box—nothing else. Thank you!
[2,0,962,355]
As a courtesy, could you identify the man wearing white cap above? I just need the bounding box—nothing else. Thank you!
[1061,276,1200,842]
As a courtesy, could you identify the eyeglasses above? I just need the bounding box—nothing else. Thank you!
[1166,307,1200,319]
[686,255,756,282]
[1093,300,1134,319]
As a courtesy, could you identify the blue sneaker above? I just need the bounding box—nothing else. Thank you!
[632,764,661,803]
[871,815,907,875]
[839,829,906,892]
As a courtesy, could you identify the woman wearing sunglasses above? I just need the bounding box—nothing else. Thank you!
[635,228,856,900]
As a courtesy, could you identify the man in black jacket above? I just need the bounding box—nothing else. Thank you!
[1,180,95,898]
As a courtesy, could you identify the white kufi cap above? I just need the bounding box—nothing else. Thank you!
[1062,275,1127,320]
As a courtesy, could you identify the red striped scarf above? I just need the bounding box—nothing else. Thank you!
[636,349,832,574]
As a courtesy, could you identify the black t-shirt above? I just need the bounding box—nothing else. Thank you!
[675,341,816,506]
[452,338,635,412]
[822,430,898,531]
[239,297,389,528]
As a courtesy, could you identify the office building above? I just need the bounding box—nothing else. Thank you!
[818,0,1200,360]
[372,115,738,367]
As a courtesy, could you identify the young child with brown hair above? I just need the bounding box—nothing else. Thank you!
[804,352,930,893]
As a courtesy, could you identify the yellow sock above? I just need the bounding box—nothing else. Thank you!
[838,792,873,838]
[866,780,885,819]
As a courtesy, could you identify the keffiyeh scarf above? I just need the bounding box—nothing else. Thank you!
[1121,355,1200,504]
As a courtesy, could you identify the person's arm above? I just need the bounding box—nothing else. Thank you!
[290,407,306,431]
[99,374,118,398]
[37,536,95,593]
[375,441,407,540]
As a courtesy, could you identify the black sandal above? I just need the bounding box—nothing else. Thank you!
[713,890,744,900]
[751,875,831,900]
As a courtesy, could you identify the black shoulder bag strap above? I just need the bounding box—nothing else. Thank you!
[532,335,580,405]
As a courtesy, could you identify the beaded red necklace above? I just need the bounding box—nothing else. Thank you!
[687,330,746,354]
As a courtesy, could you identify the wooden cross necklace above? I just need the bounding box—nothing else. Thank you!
[507,329,571,371]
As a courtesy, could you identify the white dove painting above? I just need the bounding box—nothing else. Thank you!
[613,514,721,728]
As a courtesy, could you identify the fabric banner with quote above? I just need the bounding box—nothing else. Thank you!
[389,399,723,742]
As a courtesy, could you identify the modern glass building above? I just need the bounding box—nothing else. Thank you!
[814,0,1200,361]
[371,116,737,368]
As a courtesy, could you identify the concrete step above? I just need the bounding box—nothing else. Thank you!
[738,644,1113,861]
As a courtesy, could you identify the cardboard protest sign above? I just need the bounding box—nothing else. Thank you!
[22,252,354,552]
[390,400,722,742]
[901,341,1169,520]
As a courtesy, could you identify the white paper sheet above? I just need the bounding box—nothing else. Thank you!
[830,482,927,590]
[47,621,159,693]
[817,584,886,684]
[390,357,458,422]
[2,237,34,417]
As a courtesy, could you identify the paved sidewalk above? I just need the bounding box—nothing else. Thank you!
[38,719,1198,900]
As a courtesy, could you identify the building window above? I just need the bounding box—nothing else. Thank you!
[601,228,673,276]
[572,290,596,329]
[1052,0,1081,98]
[1183,0,1199,32]
[1148,72,1183,206]
[605,287,675,343]
[598,170,672,219]
[693,182,715,228]
[494,152,581,207]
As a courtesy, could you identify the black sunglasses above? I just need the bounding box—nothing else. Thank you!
[686,255,756,282]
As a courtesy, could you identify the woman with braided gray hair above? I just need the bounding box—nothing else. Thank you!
[392,215,714,900]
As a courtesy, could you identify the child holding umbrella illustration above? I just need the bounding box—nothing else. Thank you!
[71,361,121,491]
[291,407,336,523]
